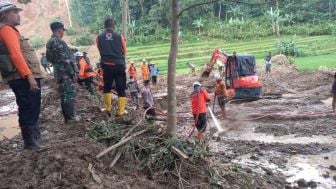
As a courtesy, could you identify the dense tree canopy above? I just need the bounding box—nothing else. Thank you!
[68,0,336,43]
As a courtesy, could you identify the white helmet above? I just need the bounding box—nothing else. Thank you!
[0,2,22,14]
[193,81,201,87]
[74,52,83,57]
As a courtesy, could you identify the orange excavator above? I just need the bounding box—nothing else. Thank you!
[202,48,263,99]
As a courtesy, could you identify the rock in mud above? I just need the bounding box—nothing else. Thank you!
[322,172,330,178]
[307,181,317,188]
[297,179,308,187]
[329,165,336,171]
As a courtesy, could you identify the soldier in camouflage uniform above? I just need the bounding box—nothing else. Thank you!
[46,22,79,124]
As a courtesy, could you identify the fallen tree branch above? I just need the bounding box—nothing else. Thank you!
[171,146,189,160]
[96,129,148,159]
[109,148,124,168]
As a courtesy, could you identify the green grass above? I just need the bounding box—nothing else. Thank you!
[292,54,336,71]
[127,35,336,74]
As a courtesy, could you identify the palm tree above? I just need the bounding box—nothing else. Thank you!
[192,18,204,35]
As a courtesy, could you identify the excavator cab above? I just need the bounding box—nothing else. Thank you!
[225,54,262,99]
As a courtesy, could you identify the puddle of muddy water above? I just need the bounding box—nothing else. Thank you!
[285,151,336,188]
[0,114,20,140]
[224,131,336,145]
[228,151,336,188]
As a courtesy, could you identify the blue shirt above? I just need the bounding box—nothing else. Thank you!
[150,67,159,76]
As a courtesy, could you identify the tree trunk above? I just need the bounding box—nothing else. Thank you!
[121,0,128,39]
[218,3,221,20]
[276,20,280,36]
[166,0,179,136]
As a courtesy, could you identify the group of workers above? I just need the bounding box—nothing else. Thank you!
[1,2,335,151]
[128,59,159,85]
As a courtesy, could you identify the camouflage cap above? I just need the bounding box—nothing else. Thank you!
[50,21,66,31]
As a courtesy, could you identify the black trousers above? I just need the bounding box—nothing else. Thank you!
[8,78,41,128]
[151,76,157,85]
[84,76,94,95]
[103,64,126,97]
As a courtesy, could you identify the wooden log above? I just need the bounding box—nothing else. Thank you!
[171,146,189,159]
[96,129,147,159]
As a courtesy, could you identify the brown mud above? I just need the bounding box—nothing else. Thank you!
[1,63,336,188]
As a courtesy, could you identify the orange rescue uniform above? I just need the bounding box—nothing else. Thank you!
[128,65,137,80]
[0,25,32,78]
[141,64,150,81]
[215,81,227,97]
[191,89,211,114]
[78,57,94,79]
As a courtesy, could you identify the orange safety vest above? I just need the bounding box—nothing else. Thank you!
[141,64,150,80]
[128,65,137,80]
[191,89,211,114]
[79,58,94,79]
[215,81,227,96]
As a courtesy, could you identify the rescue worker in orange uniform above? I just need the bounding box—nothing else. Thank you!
[191,81,211,141]
[214,74,228,119]
[77,52,95,95]
[0,2,43,150]
[128,61,137,80]
[94,63,104,91]
[141,59,150,82]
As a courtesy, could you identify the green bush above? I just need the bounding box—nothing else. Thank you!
[72,34,93,46]
[29,36,46,50]
[275,38,304,57]
[65,27,79,36]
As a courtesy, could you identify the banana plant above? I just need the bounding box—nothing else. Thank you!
[192,18,204,35]
[266,7,286,36]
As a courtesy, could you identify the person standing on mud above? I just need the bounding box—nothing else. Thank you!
[191,81,211,141]
[128,61,137,80]
[96,18,127,117]
[186,62,196,76]
[332,72,336,113]
[141,59,150,82]
[150,63,159,86]
[0,2,43,149]
[46,21,79,124]
[214,75,228,119]
[141,80,156,118]
[265,52,272,74]
[127,75,140,109]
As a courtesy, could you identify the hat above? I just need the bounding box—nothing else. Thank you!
[193,81,201,87]
[0,2,22,14]
[50,21,66,31]
[129,60,135,64]
[142,59,146,62]
[74,52,83,57]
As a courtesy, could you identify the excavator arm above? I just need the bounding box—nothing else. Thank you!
[201,48,228,77]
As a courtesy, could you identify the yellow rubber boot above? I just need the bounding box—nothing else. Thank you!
[103,93,112,113]
[117,97,126,116]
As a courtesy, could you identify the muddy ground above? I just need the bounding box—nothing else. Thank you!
[1,63,336,189]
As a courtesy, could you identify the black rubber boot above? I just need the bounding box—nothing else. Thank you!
[33,121,41,141]
[62,102,75,123]
[63,102,79,124]
[21,126,41,150]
